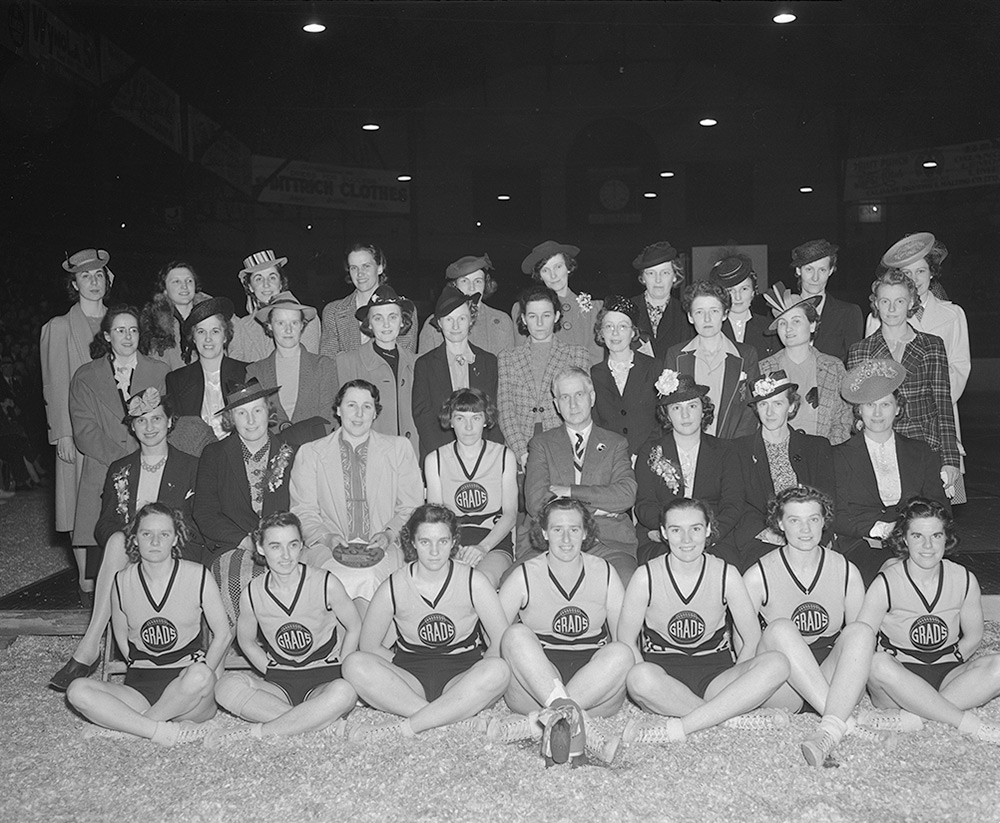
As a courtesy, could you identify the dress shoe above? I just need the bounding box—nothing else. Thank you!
[49,657,100,692]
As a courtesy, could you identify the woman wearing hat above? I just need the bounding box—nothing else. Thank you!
[69,305,170,589]
[732,370,835,571]
[412,285,500,462]
[49,388,202,692]
[629,241,691,362]
[140,261,213,371]
[320,242,417,357]
[791,239,864,364]
[245,291,338,441]
[590,295,660,458]
[848,269,960,498]
[758,284,852,446]
[336,285,419,454]
[229,250,322,362]
[513,241,604,365]
[165,296,248,441]
[866,233,970,503]
[634,369,742,566]
[40,249,112,593]
[833,358,951,584]
[417,254,516,355]
[708,253,779,362]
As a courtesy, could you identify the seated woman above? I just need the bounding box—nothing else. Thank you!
[246,291,338,443]
[165,297,248,441]
[207,512,360,747]
[413,285,500,462]
[857,498,1000,744]
[140,261,212,371]
[618,498,790,745]
[50,389,202,692]
[833,359,950,585]
[732,371,835,571]
[589,295,659,459]
[230,250,321,362]
[66,503,231,746]
[634,370,741,566]
[759,284,852,445]
[342,504,510,740]
[425,388,516,588]
[492,498,632,765]
[292,379,422,614]
[336,286,418,454]
[744,486,886,767]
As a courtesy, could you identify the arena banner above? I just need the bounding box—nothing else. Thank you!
[26,0,98,87]
[253,155,411,214]
[188,105,252,194]
[844,139,1000,200]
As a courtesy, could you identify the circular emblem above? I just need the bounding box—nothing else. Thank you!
[275,622,313,656]
[454,482,488,514]
[552,606,589,637]
[910,614,949,651]
[667,610,706,645]
[140,617,178,653]
[791,602,829,637]
[418,613,456,647]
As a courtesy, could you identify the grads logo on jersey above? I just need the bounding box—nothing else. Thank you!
[910,614,948,650]
[455,482,488,513]
[791,602,829,636]
[668,610,706,645]
[418,613,456,646]
[140,617,178,652]
[276,622,314,656]
[552,606,589,637]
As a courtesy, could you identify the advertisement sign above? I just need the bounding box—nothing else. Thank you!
[27,0,98,86]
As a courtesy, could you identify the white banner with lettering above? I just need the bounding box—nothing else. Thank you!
[253,156,410,214]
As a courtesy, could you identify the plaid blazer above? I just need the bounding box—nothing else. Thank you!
[847,327,959,469]
[319,292,417,358]
[759,349,852,445]
[497,339,590,460]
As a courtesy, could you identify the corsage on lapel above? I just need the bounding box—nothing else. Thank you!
[648,446,681,494]
[577,293,593,314]
[265,443,294,493]
[112,465,130,519]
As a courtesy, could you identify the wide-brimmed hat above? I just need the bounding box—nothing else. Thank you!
[655,368,709,405]
[63,248,115,288]
[791,239,838,269]
[521,240,580,275]
[122,387,166,423]
[216,378,280,415]
[748,370,798,405]
[446,253,493,280]
[632,241,679,272]
[841,358,907,404]
[434,284,481,320]
[709,255,754,289]
[182,295,235,336]
[253,291,318,324]
[881,232,946,269]
[240,250,288,279]
[762,283,822,331]
[354,285,415,322]
[601,295,640,326]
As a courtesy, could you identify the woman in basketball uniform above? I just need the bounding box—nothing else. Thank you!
[425,388,516,588]
[66,502,230,745]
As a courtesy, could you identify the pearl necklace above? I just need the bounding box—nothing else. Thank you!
[141,456,167,473]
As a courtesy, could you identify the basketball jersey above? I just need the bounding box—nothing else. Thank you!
[114,559,206,669]
[517,552,612,651]
[435,441,510,533]
[641,554,732,658]
[247,563,343,670]
[876,559,970,665]
[756,547,850,650]
[390,560,484,657]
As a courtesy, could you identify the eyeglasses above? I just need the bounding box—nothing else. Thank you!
[112,326,139,336]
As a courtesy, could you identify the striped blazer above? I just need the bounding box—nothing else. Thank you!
[319,292,417,358]
[759,349,852,445]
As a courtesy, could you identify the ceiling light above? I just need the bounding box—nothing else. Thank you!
[773,13,796,24]
[120,222,126,229]
[497,195,510,201]
[922,160,938,169]
[362,123,379,132]
[659,171,675,178]
[306,224,313,230]
[799,186,813,193]
[476,221,482,227]
[303,22,326,33]
[699,118,718,127]
[396,174,412,182]
[643,192,657,199]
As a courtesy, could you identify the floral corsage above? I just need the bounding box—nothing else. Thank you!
[648,446,681,494]
[265,443,294,493]
[113,466,130,519]
[577,292,594,314]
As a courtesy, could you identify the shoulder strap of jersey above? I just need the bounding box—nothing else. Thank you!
[757,559,769,607]
[521,562,530,610]
[324,570,334,612]
[199,565,207,607]
[389,573,398,615]
[721,560,729,605]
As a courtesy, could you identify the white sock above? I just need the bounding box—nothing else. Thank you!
[544,680,569,707]
[818,715,848,745]
[958,711,981,736]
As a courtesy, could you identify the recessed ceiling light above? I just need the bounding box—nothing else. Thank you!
[799,186,814,193]
[497,195,510,201]
[643,192,657,199]
[397,175,412,182]
[476,221,482,227]
[120,222,127,229]
[773,13,796,24]
[306,224,313,230]
[871,205,879,212]
[303,22,326,33]
[922,161,938,169]
[699,118,718,127]
[659,171,675,178]
[362,123,380,132]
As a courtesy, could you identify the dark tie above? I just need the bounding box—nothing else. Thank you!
[573,432,585,476]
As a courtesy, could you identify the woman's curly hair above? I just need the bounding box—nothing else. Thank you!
[766,485,834,536]
[659,497,719,547]
[89,305,141,359]
[125,501,189,563]
[528,497,598,555]
[884,497,958,558]
[400,504,460,563]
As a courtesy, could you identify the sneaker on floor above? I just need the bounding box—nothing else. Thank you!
[450,716,488,735]
[323,718,348,738]
[974,722,1000,745]
[622,716,685,746]
[585,727,623,766]
[348,720,405,742]
[487,713,541,743]
[203,725,257,750]
[849,725,897,750]
[723,708,791,731]
[856,708,924,733]
[153,720,209,747]
[801,728,837,767]
[82,725,133,741]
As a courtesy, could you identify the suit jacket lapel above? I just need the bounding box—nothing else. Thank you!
[126,450,141,519]
[717,352,744,436]
[69,303,98,364]
[676,350,695,377]
[580,426,606,485]
[224,434,254,512]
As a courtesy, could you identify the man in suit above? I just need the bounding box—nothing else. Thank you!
[524,367,638,585]
[792,239,864,363]
[630,241,691,362]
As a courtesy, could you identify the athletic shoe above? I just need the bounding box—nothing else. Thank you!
[723,708,791,731]
[622,716,685,745]
[585,727,623,766]
[82,725,132,741]
[856,708,924,732]
[801,728,836,767]
[323,718,348,738]
[203,725,257,750]
[849,725,897,749]
[974,722,1000,744]
[486,713,542,743]
[451,716,488,735]
[348,720,404,742]
[152,720,209,747]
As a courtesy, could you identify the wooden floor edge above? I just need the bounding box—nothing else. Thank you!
[0,610,91,636]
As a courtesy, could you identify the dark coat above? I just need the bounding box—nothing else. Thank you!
[813,295,864,364]
[629,294,690,363]
[590,351,660,456]
[165,356,248,417]
[722,313,780,362]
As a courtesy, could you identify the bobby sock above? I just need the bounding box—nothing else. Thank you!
[958,712,982,736]
[818,715,848,746]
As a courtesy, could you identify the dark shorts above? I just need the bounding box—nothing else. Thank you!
[643,650,734,699]
[543,647,598,685]
[265,664,343,707]
[124,666,184,704]
[394,647,483,701]
[460,525,514,560]
[902,660,962,691]
[793,639,838,715]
